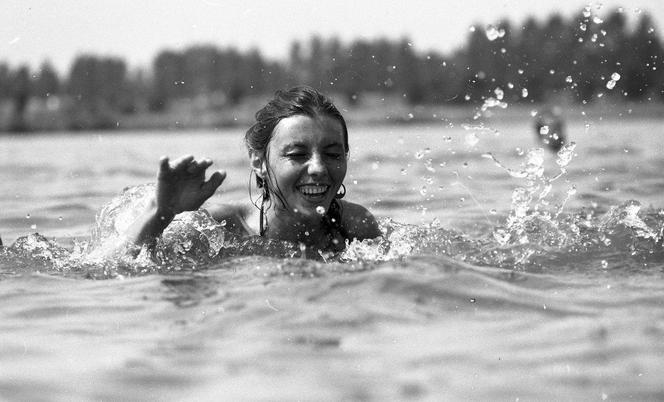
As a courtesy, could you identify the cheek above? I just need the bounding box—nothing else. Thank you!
[334,161,347,180]
[267,159,300,185]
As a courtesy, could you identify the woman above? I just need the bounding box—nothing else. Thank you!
[128,86,381,255]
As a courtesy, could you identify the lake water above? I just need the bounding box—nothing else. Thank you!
[1,114,663,401]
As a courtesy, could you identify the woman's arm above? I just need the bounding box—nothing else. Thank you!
[126,155,226,247]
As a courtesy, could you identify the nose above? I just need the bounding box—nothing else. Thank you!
[307,153,327,177]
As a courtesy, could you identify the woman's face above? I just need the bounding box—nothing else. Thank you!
[262,114,347,221]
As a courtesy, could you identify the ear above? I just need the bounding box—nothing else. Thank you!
[250,151,267,179]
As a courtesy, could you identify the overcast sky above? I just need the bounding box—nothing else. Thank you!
[3,0,664,73]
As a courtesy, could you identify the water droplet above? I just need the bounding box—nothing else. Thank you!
[353,180,358,185]
[465,133,479,147]
[530,110,538,117]
[521,88,529,98]
[469,298,476,303]
[494,87,504,100]
[648,27,655,34]
[539,125,550,135]
[415,150,425,159]
[464,94,471,101]
[371,162,379,170]
[580,23,587,31]
[316,206,326,215]
[583,6,592,18]
[400,168,408,175]
[219,219,227,227]
[485,25,505,41]
[419,186,427,196]
[565,75,573,83]
[611,72,621,81]
[601,260,608,268]
[30,224,37,230]
[593,16,603,24]
[507,82,514,89]
[517,69,524,75]
[25,213,30,219]
[407,112,414,119]
[489,208,497,215]
[58,216,63,221]
[606,80,616,89]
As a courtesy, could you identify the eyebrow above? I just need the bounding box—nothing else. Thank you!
[284,141,344,149]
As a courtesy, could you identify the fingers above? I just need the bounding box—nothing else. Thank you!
[170,155,195,175]
[161,155,215,177]
[158,156,170,179]
[186,158,213,174]
[201,170,226,197]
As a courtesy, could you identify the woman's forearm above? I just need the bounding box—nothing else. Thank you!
[126,200,175,248]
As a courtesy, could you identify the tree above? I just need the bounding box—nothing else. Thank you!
[151,50,185,110]
[10,65,31,131]
[32,61,60,98]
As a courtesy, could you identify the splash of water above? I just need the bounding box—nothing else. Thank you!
[480,144,578,263]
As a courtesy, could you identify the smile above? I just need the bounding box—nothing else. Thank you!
[297,184,330,197]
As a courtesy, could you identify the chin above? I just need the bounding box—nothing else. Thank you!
[294,199,333,219]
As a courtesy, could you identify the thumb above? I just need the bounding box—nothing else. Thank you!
[202,170,226,197]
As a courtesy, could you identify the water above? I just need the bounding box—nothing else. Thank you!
[1,116,664,401]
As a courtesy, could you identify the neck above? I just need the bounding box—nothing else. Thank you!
[262,205,329,247]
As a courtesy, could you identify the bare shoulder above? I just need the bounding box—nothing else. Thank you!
[206,202,258,236]
[339,200,382,240]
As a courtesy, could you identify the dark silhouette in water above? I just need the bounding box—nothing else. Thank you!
[534,108,566,152]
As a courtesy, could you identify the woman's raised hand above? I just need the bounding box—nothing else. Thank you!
[156,155,226,216]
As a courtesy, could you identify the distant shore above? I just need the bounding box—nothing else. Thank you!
[1,95,662,135]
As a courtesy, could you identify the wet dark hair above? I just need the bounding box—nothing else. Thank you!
[245,85,349,189]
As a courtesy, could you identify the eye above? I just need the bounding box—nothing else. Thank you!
[326,152,343,159]
[286,152,307,160]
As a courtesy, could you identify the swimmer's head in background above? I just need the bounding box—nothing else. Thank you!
[245,85,349,190]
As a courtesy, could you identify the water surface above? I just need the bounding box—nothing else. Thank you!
[1,117,663,400]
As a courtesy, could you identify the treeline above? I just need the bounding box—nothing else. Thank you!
[0,7,662,131]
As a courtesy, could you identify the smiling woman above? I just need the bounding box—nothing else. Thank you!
[126,86,381,256]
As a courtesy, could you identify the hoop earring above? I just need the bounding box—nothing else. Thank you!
[335,183,346,199]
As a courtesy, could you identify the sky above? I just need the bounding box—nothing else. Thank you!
[3,0,664,74]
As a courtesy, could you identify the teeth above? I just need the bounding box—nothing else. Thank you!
[299,185,328,195]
